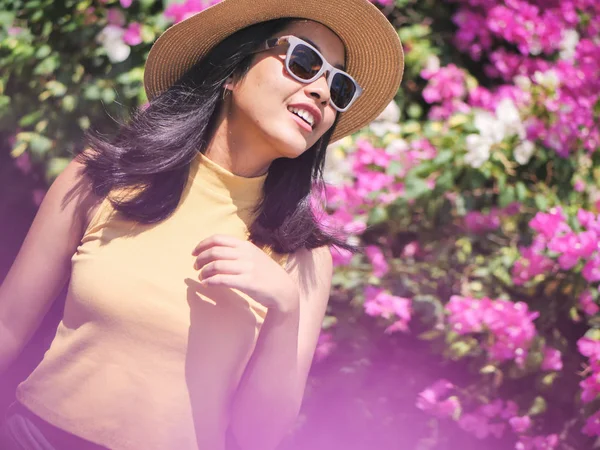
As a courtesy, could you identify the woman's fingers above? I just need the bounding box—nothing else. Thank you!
[198,259,245,280]
[194,246,240,270]
[192,234,242,256]
[200,273,248,289]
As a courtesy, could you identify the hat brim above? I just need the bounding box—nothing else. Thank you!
[143,0,404,143]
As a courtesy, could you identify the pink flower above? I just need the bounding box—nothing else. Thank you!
[583,410,600,437]
[446,296,539,365]
[583,254,600,283]
[164,0,221,23]
[580,373,600,403]
[512,241,555,285]
[541,347,563,371]
[106,8,125,26]
[32,189,46,206]
[579,290,600,316]
[500,400,519,420]
[402,241,420,258]
[421,64,469,119]
[516,434,559,450]
[480,399,504,418]
[352,139,392,171]
[123,22,142,46]
[14,152,32,175]
[364,287,411,333]
[330,246,353,267]
[416,380,461,419]
[458,412,505,440]
[509,415,532,433]
[314,332,336,362]
[577,209,597,230]
[120,0,133,7]
[365,245,389,278]
[575,180,586,192]
[578,337,600,361]
[529,209,568,239]
[464,210,501,233]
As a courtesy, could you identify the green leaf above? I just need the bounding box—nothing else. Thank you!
[368,206,388,225]
[386,160,403,177]
[45,80,67,97]
[33,55,59,75]
[322,315,338,330]
[433,149,454,166]
[499,186,515,208]
[480,364,498,374]
[61,94,77,112]
[29,133,53,157]
[404,175,430,200]
[101,88,116,104]
[527,396,547,416]
[35,44,51,59]
[47,157,70,179]
[435,170,453,192]
[0,95,10,111]
[19,110,43,127]
[140,24,156,43]
[534,194,549,211]
[407,103,422,119]
[516,181,528,201]
[0,11,15,29]
[84,85,102,100]
[418,329,443,341]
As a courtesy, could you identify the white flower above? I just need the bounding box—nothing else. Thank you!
[385,139,409,156]
[474,109,505,144]
[323,146,352,185]
[369,121,401,137]
[496,98,525,139]
[375,100,401,123]
[464,134,492,168]
[559,29,579,61]
[514,140,535,165]
[370,100,401,136]
[513,75,531,91]
[529,39,542,56]
[97,25,130,63]
[423,54,441,74]
[533,70,560,90]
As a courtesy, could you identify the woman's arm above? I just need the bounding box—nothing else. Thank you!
[228,246,333,450]
[0,155,99,374]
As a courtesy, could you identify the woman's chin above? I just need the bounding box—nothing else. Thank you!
[271,134,312,159]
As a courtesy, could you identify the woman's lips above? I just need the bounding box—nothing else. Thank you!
[289,110,313,132]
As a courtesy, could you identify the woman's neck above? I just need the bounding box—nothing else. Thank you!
[205,113,274,178]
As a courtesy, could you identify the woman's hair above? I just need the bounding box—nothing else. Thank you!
[77,18,354,255]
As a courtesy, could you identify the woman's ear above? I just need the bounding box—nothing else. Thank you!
[223,75,235,92]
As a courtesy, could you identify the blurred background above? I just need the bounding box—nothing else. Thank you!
[1,0,600,448]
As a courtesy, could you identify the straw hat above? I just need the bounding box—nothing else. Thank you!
[144,0,404,142]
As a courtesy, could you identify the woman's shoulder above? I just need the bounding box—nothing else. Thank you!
[285,246,332,276]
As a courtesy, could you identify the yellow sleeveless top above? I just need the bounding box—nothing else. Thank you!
[16,152,287,450]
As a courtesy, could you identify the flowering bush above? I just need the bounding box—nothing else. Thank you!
[318,0,600,446]
[2,0,600,448]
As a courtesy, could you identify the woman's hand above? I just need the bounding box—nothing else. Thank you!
[192,234,299,313]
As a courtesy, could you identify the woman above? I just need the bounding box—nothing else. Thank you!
[0,0,403,448]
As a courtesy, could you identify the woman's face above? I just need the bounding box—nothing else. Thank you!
[227,20,345,160]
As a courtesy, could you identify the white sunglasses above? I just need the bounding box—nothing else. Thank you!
[261,35,363,112]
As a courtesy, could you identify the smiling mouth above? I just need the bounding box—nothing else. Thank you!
[287,106,315,129]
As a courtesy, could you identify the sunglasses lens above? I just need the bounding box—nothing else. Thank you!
[288,44,323,80]
[330,72,357,110]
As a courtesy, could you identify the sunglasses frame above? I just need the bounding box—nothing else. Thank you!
[263,35,363,112]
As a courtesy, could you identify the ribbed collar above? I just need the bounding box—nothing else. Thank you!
[188,151,267,204]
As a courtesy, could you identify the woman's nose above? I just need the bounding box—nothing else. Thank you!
[305,74,331,106]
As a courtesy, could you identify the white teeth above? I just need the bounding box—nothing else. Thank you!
[288,106,315,127]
